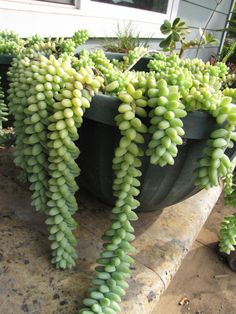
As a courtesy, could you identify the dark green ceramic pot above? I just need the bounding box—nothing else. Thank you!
[77,94,236,212]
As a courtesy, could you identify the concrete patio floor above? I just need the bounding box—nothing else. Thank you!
[153,194,236,314]
[0,147,225,314]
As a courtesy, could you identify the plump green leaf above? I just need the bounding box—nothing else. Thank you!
[159,35,172,48]
[160,20,172,34]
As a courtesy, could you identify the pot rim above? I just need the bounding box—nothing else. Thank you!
[0,55,14,64]
[85,93,219,140]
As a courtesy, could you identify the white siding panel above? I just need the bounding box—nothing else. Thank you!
[177,1,227,29]
[181,47,219,60]
[185,28,222,45]
[0,8,166,38]
[185,0,233,14]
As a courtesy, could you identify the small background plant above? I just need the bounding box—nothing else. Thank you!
[103,22,150,53]
[220,3,236,65]
[160,17,218,58]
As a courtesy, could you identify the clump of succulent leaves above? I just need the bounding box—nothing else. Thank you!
[159,18,236,259]
[0,30,25,55]
[3,24,236,313]
[0,29,89,56]
[0,76,14,146]
[0,77,8,129]
[219,167,236,255]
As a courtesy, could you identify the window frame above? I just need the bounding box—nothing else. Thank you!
[39,0,74,4]
[0,0,180,38]
[79,0,179,38]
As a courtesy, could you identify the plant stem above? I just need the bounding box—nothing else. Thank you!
[179,39,186,58]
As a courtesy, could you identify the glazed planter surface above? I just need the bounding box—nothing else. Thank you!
[77,94,236,212]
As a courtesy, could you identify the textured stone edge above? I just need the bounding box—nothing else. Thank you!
[122,185,223,314]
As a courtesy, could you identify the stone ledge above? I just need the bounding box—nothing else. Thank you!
[125,185,223,314]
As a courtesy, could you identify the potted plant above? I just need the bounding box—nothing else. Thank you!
[77,19,235,211]
[0,29,90,139]
[219,170,236,272]
[79,93,236,211]
[0,29,90,94]
[101,18,219,73]
[0,30,23,101]
[100,22,151,72]
[3,20,236,313]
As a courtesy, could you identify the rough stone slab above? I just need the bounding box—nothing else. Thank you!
[132,185,223,314]
[0,148,222,314]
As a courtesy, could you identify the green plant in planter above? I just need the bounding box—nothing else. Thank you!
[219,212,236,254]
[0,30,25,55]
[217,89,236,259]
[0,76,8,129]
[0,75,14,146]
[0,29,90,57]
[101,22,151,71]
[160,17,218,58]
[79,53,236,313]
[0,29,90,143]
[103,22,150,53]
[6,34,236,313]
[8,52,104,268]
[218,166,236,256]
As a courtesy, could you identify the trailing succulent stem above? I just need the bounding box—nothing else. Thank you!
[195,95,236,190]
[0,76,12,146]
[146,78,186,166]
[219,213,236,254]
[79,76,189,313]
[80,83,147,314]
[0,76,8,130]
[224,168,236,206]
[219,170,236,255]
[8,54,103,269]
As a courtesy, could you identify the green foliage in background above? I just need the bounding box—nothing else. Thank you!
[160,17,218,58]
[103,22,150,53]
[220,4,236,64]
